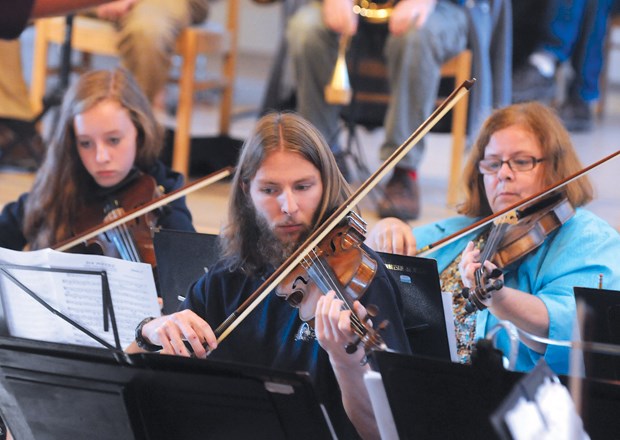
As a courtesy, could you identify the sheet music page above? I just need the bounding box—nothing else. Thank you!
[505,378,590,440]
[441,291,459,362]
[364,371,399,440]
[0,247,161,349]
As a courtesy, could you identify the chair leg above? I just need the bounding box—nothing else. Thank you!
[30,20,51,116]
[218,0,240,135]
[173,31,198,178]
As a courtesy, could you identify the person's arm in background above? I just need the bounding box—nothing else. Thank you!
[1,0,114,40]
[30,0,115,18]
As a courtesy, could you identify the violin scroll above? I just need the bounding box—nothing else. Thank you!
[345,303,390,364]
[461,268,504,313]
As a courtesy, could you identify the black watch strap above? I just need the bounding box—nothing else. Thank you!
[135,317,162,352]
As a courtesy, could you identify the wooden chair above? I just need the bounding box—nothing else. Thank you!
[596,13,620,119]
[29,0,239,178]
[350,49,472,206]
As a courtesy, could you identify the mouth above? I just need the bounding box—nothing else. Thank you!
[96,170,117,178]
[496,191,519,199]
[276,223,304,235]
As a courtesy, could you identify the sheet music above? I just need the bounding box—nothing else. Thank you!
[364,371,399,440]
[441,291,459,362]
[505,377,590,440]
[0,247,161,349]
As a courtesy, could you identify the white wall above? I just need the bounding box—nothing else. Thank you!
[210,0,282,55]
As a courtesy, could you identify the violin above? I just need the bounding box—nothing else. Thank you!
[53,167,233,256]
[210,80,475,356]
[70,172,162,265]
[461,192,576,313]
[276,212,388,357]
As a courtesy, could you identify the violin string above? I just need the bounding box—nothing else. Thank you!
[306,250,366,336]
[119,222,140,261]
[108,208,140,262]
[305,252,365,336]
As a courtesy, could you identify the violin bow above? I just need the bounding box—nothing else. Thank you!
[416,148,620,257]
[54,166,234,252]
[214,79,476,344]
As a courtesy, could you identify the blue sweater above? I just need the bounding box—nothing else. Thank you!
[414,208,620,374]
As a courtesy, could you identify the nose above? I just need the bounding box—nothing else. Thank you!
[95,143,111,163]
[279,189,299,216]
[496,161,514,180]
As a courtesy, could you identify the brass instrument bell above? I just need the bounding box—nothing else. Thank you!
[324,34,353,105]
[323,0,394,105]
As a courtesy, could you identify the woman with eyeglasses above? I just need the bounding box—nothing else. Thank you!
[365,101,620,375]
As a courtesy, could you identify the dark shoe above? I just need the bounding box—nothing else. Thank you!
[558,96,593,132]
[0,119,44,171]
[512,64,556,103]
[377,168,420,220]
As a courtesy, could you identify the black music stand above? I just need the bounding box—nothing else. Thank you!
[153,229,220,314]
[574,286,620,381]
[372,343,620,440]
[378,252,454,361]
[371,344,523,440]
[0,337,336,440]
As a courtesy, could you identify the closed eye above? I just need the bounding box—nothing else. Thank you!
[77,139,93,149]
[107,136,121,146]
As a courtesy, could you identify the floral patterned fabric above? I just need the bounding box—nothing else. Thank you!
[438,232,487,364]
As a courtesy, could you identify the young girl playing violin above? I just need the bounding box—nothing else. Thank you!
[365,101,620,375]
[0,68,194,251]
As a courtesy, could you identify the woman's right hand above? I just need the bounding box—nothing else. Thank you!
[365,217,417,256]
[141,309,217,358]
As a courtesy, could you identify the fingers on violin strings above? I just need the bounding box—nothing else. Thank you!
[352,300,371,325]
[482,260,498,274]
[317,292,348,341]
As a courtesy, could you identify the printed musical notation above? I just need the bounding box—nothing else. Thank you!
[0,247,161,349]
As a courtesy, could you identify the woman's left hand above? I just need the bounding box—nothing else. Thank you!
[458,241,505,308]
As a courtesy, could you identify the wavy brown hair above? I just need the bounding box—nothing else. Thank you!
[220,112,351,273]
[23,68,163,249]
[459,102,593,217]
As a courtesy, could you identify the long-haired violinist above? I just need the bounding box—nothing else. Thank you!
[0,68,195,252]
[366,101,620,375]
[128,112,410,440]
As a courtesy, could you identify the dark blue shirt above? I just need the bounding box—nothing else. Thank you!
[182,246,410,439]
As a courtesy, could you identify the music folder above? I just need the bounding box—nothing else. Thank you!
[153,229,220,314]
[377,252,456,361]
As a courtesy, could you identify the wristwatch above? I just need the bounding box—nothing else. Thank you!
[134,317,162,352]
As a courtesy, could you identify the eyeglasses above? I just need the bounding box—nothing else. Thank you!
[478,156,545,174]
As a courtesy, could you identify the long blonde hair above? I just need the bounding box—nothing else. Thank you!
[459,102,593,217]
[23,68,163,249]
[220,112,351,272]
